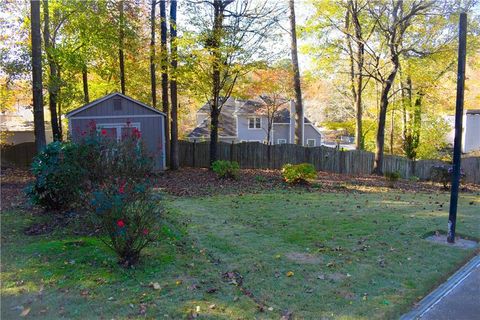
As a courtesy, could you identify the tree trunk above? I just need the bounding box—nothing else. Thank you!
[209,0,224,166]
[150,0,157,108]
[160,0,169,166]
[119,0,126,94]
[82,65,89,103]
[57,67,62,139]
[170,0,179,170]
[289,0,303,146]
[372,64,398,175]
[31,0,46,152]
[43,0,61,141]
[353,2,364,150]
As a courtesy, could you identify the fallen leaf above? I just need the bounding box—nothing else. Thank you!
[286,271,294,277]
[20,307,31,317]
[149,282,161,290]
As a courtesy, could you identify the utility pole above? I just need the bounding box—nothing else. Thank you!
[447,12,467,244]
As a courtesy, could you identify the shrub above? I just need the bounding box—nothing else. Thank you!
[90,181,161,267]
[281,163,317,184]
[211,160,240,179]
[26,141,87,210]
[409,175,420,182]
[430,165,465,190]
[384,171,401,188]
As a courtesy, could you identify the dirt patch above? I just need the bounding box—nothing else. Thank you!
[328,272,348,281]
[285,252,323,264]
[425,234,478,249]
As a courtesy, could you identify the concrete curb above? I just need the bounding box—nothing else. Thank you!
[400,255,480,320]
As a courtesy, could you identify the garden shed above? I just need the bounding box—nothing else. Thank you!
[66,92,166,170]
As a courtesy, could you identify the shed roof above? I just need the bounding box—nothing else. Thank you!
[66,92,166,118]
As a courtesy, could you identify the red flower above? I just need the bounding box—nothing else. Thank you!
[143,228,149,235]
[117,220,125,228]
[101,129,107,136]
[132,128,141,139]
[119,181,126,194]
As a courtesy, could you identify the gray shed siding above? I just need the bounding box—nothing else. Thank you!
[68,94,166,169]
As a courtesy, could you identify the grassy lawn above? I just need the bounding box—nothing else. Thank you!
[1,189,479,319]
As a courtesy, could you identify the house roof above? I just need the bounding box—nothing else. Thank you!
[189,102,238,138]
[466,109,480,115]
[65,92,166,118]
[188,96,315,139]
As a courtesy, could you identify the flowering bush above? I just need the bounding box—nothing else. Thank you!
[26,141,87,210]
[81,123,159,266]
[90,180,161,266]
[281,163,317,184]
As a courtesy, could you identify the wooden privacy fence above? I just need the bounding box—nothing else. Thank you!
[2,141,479,184]
[179,141,480,184]
[1,142,37,168]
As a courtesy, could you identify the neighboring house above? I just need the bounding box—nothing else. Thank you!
[445,109,480,153]
[0,106,53,145]
[188,97,323,146]
[66,92,167,169]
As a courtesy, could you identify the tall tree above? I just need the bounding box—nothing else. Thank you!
[289,0,304,145]
[150,0,157,108]
[346,0,366,150]
[43,0,61,140]
[185,0,281,165]
[170,0,179,169]
[30,0,46,152]
[160,0,169,164]
[118,0,126,94]
[368,0,432,175]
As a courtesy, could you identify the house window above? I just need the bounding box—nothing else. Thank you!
[97,122,140,141]
[277,139,287,144]
[306,139,316,147]
[248,117,261,129]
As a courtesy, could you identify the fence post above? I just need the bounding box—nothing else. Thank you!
[230,141,234,162]
[192,139,196,168]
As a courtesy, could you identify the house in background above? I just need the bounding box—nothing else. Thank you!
[66,92,167,169]
[188,97,323,146]
[445,109,480,153]
[1,106,53,145]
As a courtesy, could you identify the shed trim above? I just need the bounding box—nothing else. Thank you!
[69,114,165,120]
[66,92,167,118]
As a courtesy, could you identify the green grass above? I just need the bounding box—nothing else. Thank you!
[1,190,479,319]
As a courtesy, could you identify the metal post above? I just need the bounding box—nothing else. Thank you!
[448,12,467,244]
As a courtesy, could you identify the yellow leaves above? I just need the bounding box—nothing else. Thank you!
[175,280,182,286]
[286,271,294,277]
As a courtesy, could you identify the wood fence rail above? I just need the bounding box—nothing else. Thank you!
[178,141,480,184]
[2,141,479,184]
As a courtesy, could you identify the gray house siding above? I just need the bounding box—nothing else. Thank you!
[67,93,166,169]
[236,115,266,142]
[303,124,322,147]
[272,124,290,144]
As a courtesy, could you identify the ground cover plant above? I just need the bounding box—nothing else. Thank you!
[1,168,479,319]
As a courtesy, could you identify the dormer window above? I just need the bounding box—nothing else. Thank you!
[248,117,261,129]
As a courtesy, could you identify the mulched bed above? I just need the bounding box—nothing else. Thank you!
[2,167,478,207]
[1,167,33,211]
[154,167,480,197]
